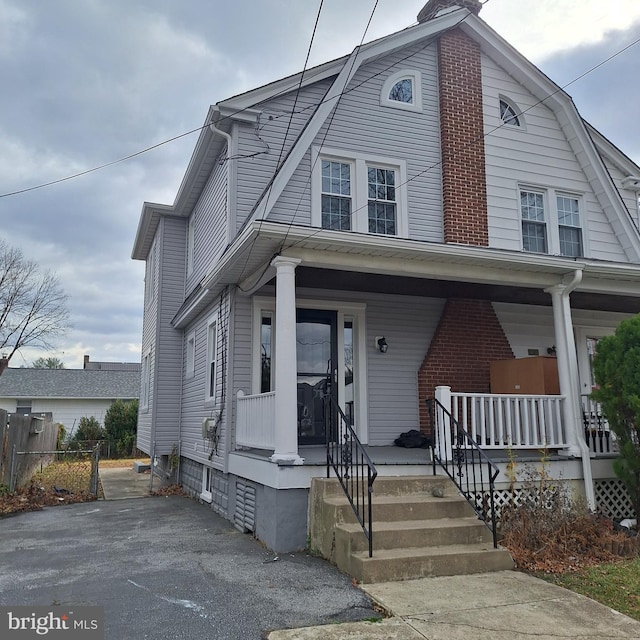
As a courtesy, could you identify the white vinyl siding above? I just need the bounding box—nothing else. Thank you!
[482,53,628,261]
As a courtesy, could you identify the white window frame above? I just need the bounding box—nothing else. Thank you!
[499,95,524,128]
[145,241,157,307]
[519,185,586,257]
[205,315,218,404]
[187,215,195,276]
[200,465,213,503]
[140,351,151,411]
[312,146,408,238]
[251,297,369,443]
[186,330,196,379]
[380,69,423,113]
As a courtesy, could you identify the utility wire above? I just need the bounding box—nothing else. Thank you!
[1,14,638,200]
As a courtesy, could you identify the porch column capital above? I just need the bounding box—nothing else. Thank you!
[270,254,304,466]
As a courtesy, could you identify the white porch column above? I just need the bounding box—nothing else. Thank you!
[270,256,304,465]
[546,285,581,457]
[435,386,454,462]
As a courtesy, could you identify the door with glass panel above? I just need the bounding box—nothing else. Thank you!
[296,309,338,445]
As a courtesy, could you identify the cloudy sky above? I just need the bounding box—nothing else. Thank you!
[1,0,639,369]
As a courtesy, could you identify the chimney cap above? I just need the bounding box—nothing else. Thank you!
[417,0,482,23]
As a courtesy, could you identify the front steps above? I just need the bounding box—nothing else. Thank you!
[309,475,513,583]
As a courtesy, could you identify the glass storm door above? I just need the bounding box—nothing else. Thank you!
[296,309,338,445]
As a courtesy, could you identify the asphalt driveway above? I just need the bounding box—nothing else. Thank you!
[0,496,378,639]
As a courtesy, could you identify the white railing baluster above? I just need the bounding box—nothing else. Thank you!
[450,393,566,450]
[236,390,276,450]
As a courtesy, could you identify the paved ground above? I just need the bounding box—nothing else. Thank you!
[0,497,379,639]
[99,466,151,499]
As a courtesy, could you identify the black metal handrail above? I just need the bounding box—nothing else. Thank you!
[325,394,378,557]
[427,397,500,548]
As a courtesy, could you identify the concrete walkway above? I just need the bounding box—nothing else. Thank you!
[99,465,151,499]
[267,570,640,639]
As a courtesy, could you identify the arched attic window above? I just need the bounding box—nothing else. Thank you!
[499,96,522,127]
[381,70,423,113]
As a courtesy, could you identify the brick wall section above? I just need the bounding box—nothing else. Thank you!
[418,299,514,434]
[438,28,489,246]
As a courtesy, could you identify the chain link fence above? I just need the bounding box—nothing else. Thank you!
[9,446,100,497]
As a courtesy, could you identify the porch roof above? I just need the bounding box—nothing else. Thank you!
[172,221,640,327]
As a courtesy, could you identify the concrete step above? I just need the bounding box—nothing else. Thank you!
[313,475,452,499]
[336,517,492,553]
[350,543,515,584]
[324,493,474,522]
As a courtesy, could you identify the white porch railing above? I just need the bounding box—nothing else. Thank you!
[448,391,567,449]
[236,390,276,450]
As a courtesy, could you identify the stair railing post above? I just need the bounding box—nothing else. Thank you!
[435,386,454,462]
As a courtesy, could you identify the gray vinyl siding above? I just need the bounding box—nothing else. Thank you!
[152,216,187,454]
[482,53,628,262]
[179,289,231,471]
[229,292,252,451]
[137,235,160,453]
[186,144,229,292]
[270,42,443,241]
[234,79,334,231]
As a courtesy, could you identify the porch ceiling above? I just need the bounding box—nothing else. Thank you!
[293,267,640,313]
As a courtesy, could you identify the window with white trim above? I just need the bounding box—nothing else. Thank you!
[556,194,583,257]
[321,160,351,231]
[141,352,150,411]
[260,312,273,393]
[313,147,407,237]
[201,466,213,502]
[186,331,195,379]
[145,241,157,307]
[499,97,521,127]
[520,186,584,257]
[187,215,195,275]
[380,70,422,112]
[206,317,217,403]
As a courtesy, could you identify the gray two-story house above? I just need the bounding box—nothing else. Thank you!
[132,0,640,564]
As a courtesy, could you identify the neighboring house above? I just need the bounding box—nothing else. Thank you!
[0,368,140,435]
[83,355,141,372]
[132,0,640,553]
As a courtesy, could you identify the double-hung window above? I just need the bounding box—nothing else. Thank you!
[321,160,352,231]
[556,195,583,257]
[186,331,195,379]
[520,187,584,257]
[313,147,407,237]
[206,317,217,403]
[520,190,547,253]
[141,352,150,411]
[368,167,397,235]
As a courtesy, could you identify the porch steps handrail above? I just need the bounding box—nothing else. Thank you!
[427,397,500,548]
[325,394,377,558]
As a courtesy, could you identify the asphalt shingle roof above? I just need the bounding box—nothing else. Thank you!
[0,369,140,399]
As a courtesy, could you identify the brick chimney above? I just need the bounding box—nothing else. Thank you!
[417,0,482,23]
[0,355,9,377]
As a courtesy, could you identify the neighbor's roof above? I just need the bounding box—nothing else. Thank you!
[0,368,140,399]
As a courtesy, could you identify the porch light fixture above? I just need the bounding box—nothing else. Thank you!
[376,336,388,353]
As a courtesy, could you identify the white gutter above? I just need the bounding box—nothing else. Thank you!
[546,270,595,509]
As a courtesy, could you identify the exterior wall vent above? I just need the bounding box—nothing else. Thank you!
[234,480,256,533]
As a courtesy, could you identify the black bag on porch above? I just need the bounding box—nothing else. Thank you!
[394,429,431,449]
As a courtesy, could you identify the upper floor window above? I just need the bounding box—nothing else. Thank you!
[499,97,521,127]
[368,167,397,235]
[312,146,407,237]
[321,160,351,231]
[380,70,422,113]
[520,186,584,257]
[520,190,547,253]
[557,195,583,257]
[145,241,157,307]
[141,352,150,411]
[187,215,195,275]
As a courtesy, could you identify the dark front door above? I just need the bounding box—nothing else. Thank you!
[296,309,337,445]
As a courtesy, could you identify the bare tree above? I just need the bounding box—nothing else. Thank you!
[0,239,70,369]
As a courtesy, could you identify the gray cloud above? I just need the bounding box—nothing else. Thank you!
[0,0,638,368]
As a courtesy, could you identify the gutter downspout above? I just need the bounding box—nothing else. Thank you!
[546,269,595,509]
